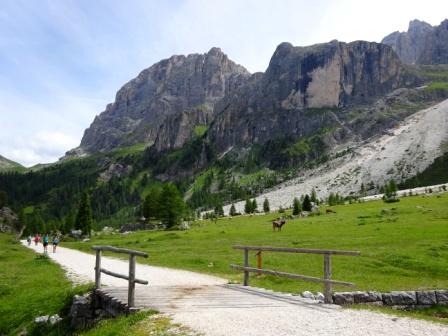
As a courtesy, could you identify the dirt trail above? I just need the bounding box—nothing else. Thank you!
[23,242,448,336]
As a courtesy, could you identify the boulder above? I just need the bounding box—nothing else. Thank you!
[382,291,417,305]
[353,291,382,303]
[301,291,315,300]
[436,290,448,305]
[315,292,325,302]
[49,314,62,325]
[416,291,437,305]
[333,292,354,305]
[34,315,49,323]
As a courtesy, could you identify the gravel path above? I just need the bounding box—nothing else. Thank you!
[23,242,448,336]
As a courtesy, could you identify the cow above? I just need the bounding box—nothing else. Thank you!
[272,219,286,231]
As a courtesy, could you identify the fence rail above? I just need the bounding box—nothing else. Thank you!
[92,245,149,308]
[231,245,360,303]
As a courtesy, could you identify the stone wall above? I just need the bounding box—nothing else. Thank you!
[333,290,448,308]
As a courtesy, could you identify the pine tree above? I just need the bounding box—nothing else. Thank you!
[310,188,318,204]
[63,212,75,234]
[75,191,93,236]
[263,198,270,213]
[214,203,224,217]
[158,183,186,228]
[229,204,237,216]
[302,194,312,212]
[292,197,301,215]
[251,199,258,213]
[244,199,252,214]
[142,187,161,220]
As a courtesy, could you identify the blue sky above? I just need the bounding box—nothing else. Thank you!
[0,0,447,166]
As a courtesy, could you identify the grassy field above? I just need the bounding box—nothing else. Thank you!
[64,193,448,295]
[0,234,90,335]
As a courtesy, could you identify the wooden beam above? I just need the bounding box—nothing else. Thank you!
[92,245,149,258]
[243,248,249,286]
[128,255,136,307]
[232,245,360,256]
[95,249,101,289]
[323,254,333,303]
[230,264,355,287]
[99,268,148,285]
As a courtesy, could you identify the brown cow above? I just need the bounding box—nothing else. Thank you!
[326,208,336,214]
[272,219,286,231]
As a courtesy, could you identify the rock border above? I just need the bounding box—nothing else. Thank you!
[332,290,448,307]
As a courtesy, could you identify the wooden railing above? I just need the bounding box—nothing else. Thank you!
[230,245,360,303]
[92,245,149,308]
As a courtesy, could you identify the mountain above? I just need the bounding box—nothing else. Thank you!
[207,40,415,154]
[0,155,24,172]
[2,37,447,231]
[70,48,249,156]
[382,19,448,64]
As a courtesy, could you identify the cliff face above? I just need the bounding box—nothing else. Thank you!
[77,48,250,153]
[382,19,448,65]
[382,19,434,64]
[418,19,448,64]
[208,40,411,152]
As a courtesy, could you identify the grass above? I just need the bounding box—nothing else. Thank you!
[64,193,448,295]
[80,311,198,336]
[193,125,208,137]
[0,234,91,335]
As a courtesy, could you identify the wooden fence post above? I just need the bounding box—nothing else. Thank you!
[323,253,332,303]
[256,251,262,274]
[128,254,136,307]
[95,250,101,289]
[243,248,249,286]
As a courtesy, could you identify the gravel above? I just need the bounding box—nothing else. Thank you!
[224,98,448,214]
[23,242,448,335]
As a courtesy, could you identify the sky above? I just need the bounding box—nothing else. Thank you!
[0,0,447,167]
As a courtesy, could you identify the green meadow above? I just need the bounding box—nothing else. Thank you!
[64,193,448,294]
[0,235,90,335]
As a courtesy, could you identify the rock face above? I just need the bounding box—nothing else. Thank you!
[208,40,411,153]
[77,48,249,154]
[0,207,19,233]
[382,19,448,64]
[418,19,448,64]
[382,19,434,64]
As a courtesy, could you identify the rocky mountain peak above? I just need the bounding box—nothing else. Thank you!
[73,48,250,154]
[207,40,413,153]
[382,18,448,65]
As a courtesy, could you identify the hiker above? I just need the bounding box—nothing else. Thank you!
[52,234,60,253]
[27,235,32,246]
[42,233,49,254]
[34,233,40,246]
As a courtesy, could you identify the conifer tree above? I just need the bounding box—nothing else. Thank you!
[302,194,312,212]
[263,198,270,213]
[292,197,301,215]
[251,199,258,213]
[158,183,186,228]
[142,187,161,220]
[75,191,93,236]
[229,204,237,216]
[310,188,318,204]
[244,199,252,214]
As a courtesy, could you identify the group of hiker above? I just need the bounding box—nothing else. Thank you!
[27,232,60,254]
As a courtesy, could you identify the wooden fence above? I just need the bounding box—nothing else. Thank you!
[230,245,360,303]
[92,245,149,308]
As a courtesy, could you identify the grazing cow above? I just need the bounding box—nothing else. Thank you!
[326,208,336,214]
[272,219,286,231]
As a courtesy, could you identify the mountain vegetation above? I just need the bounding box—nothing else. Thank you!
[0,21,448,231]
